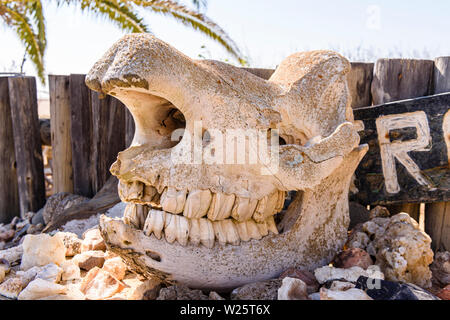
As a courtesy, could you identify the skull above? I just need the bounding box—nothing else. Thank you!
[86,34,367,291]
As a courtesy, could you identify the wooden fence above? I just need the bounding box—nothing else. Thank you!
[0,56,448,251]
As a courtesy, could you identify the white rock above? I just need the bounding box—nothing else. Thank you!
[57,232,82,257]
[373,213,433,288]
[61,261,81,281]
[17,278,67,300]
[0,277,24,299]
[320,287,373,300]
[347,231,370,250]
[314,265,384,284]
[102,257,127,280]
[35,263,63,283]
[0,245,23,265]
[20,234,66,270]
[328,280,356,291]
[277,277,309,300]
[80,267,126,300]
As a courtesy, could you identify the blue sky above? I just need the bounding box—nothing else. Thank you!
[1,0,449,96]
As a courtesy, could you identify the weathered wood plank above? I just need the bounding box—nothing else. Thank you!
[352,93,450,205]
[8,77,46,215]
[425,202,450,251]
[90,92,126,194]
[433,56,450,94]
[348,62,374,108]
[0,78,20,223]
[49,75,73,194]
[371,58,434,105]
[69,74,93,197]
[426,56,450,251]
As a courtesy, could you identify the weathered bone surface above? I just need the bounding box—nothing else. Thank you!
[86,33,367,291]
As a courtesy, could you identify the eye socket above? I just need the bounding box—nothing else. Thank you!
[159,106,186,148]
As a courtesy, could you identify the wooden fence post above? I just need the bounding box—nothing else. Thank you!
[49,75,73,194]
[348,62,374,109]
[69,74,93,197]
[0,78,20,223]
[371,58,434,219]
[8,77,46,215]
[425,56,450,251]
[90,92,126,194]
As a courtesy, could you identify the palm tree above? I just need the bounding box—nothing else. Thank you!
[0,0,244,84]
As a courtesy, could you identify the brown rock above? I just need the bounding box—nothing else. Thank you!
[369,206,390,219]
[102,257,127,280]
[231,279,282,300]
[430,251,450,286]
[349,202,370,230]
[436,285,450,300]
[334,248,373,270]
[73,251,105,271]
[81,228,106,252]
[80,267,125,300]
[0,229,15,242]
[128,278,162,300]
[277,277,309,300]
[157,285,209,300]
[279,268,319,294]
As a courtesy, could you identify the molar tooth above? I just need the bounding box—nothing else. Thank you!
[234,221,250,242]
[212,221,227,246]
[164,213,177,244]
[207,193,235,221]
[231,197,258,221]
[161,187,186,214]
[118,181,144,202]
[266,216,279,234]
[199,218,215,248]
[246,220,262,240]
[143,209,165,239]
[176,216,190,246]
[123,203,148,229]
[253,191,279,223]
[141,185,158,203]
[256,221,269,237]
[183,189,212,219]
[222,220,240,246]
[189,219,202,245]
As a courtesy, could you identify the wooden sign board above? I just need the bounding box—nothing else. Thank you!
[352,93,450,205]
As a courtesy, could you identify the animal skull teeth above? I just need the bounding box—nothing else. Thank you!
[120,181,283,247]
[86,34,368,290]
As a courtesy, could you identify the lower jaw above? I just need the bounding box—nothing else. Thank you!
[99,188,348,291]
[99,147,365,291]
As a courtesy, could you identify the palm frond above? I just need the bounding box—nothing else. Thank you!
[0,2,46,83]
[130,0,245,64]
[26,0,46,55]
[78,0,150,33]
